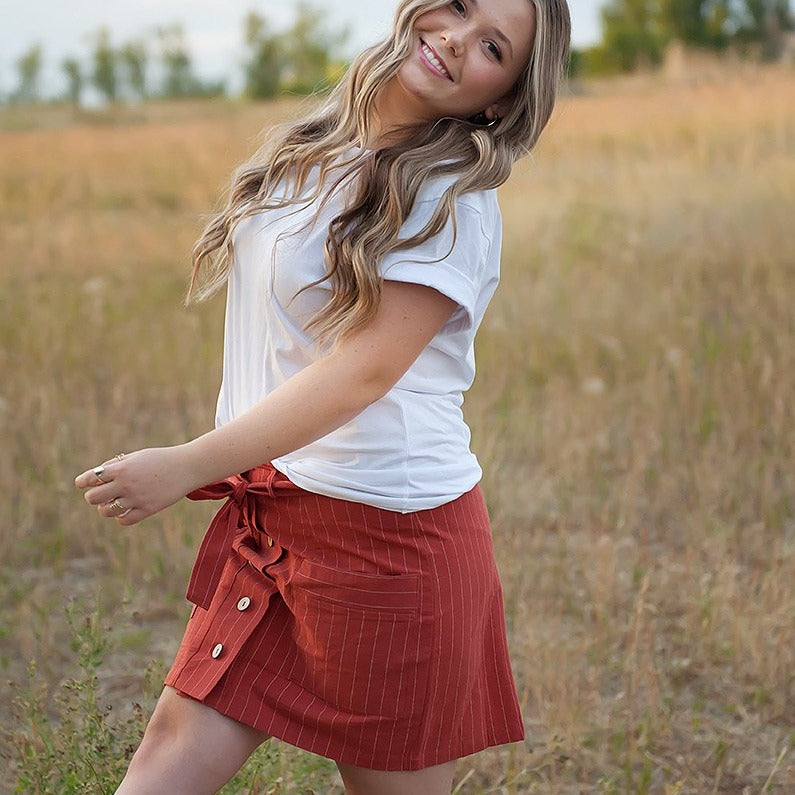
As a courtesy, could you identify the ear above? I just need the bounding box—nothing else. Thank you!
[485,88,517,121]
[483,101,508,122]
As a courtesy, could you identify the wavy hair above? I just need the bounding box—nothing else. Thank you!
[188,0,571,345]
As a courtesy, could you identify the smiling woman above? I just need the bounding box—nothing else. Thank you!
[386,0,537,125]
[74,1,571,793]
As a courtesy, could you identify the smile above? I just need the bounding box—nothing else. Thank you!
[419,40,452,81]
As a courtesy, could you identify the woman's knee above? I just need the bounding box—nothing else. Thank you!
[122,689,190,781]
[122,686,269,790]
[139,687,197,747]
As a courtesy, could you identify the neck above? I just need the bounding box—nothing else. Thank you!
[365,76,431,148]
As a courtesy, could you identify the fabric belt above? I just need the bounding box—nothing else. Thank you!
[185,466,280,610]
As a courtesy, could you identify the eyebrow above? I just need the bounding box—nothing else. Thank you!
[468,0,515,60]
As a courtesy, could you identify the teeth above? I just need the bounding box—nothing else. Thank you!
[421,42,450,78]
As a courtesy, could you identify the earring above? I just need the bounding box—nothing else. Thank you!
[468,111,500,128]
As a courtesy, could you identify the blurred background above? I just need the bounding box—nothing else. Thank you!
[0,1,792,106]
[1,1,794,793]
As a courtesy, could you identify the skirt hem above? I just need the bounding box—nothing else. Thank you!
[164,679,525,771]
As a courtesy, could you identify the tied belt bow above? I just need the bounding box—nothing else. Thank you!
[184,467,281,610]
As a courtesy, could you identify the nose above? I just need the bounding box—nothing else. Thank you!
[439,29,463,56]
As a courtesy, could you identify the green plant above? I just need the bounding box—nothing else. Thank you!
[5,598,155,793]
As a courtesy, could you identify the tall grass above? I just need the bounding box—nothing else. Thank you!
[1,68,794,792]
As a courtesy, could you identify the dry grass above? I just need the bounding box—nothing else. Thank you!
[1,66,794,793]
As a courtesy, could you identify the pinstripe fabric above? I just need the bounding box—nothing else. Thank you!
[164,465,524,771]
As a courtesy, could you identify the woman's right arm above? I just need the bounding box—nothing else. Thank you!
[75,280,457,525]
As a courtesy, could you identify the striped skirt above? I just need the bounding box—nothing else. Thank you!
[164,464,524,771]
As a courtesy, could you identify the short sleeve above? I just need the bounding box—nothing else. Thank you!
[379,194,494,334]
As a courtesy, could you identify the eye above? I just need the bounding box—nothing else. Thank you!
[450,0,466,15]
[486,41,503,61]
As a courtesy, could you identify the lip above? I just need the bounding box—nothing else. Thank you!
[418,39,453,81]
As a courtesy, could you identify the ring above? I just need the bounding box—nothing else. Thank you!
[114,453,125,462]
[93,465,106,484]
[106,498,127,516]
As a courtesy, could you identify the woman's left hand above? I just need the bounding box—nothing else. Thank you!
[74,446,198,526]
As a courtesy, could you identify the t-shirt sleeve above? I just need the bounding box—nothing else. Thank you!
[379,196,492,334]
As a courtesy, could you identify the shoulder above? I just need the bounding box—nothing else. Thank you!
[412,175,501,244]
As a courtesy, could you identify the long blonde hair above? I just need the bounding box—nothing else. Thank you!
[188,0,571,345]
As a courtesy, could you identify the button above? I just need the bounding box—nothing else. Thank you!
[266,536,274,547]
[237,596,251,611]
[211,643,223,659]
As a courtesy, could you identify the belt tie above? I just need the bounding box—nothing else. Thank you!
[184,468,277,610]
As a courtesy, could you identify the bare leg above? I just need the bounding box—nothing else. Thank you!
[336,759,457,795]
[115,685,270,795]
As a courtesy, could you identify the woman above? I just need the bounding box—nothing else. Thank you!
[76,0,571,792]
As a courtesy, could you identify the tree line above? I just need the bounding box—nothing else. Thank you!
[7,0,794,104]
[5,3,348,106]
[574,0,794,74]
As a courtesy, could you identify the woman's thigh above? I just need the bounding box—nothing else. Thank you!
[117,685,270,795]
[335,759,457,795]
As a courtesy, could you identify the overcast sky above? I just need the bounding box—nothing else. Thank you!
[0,0,604,97]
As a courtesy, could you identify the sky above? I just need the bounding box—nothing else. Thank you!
[0,0,604,98]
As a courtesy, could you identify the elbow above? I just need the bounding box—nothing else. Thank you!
[321,330,418,412]
[327,354,404,414]
[352,363,401,406]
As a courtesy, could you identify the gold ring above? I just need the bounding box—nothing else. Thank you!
[92,465,106,484]
[107,498,126,515]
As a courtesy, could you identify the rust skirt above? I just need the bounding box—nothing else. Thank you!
[164,464,524,771]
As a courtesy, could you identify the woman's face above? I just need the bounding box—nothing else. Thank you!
[392,0,537,123]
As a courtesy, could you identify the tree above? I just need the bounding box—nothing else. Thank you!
[662,0,732,47]
[582,0,793,73]
[280,2,350,94]
[731,0,794,57]
[156,24,200,98]
[14,44,43,103]
[91,28,118,103]
[61,57,83,106]
[120,40,148,100]
[243,11,284,99]
[599,0,668,72]
[660,0,794,57]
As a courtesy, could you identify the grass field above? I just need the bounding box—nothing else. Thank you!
[1,66,794,793]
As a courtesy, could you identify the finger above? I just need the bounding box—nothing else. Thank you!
[75,453,127,490]
[83,484,122,506]
[97,498,130,519]
[115,509,144,527]
[75,462,119,490]
[75,468,108,490]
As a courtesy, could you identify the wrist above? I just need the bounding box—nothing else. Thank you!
[180,436,219,490]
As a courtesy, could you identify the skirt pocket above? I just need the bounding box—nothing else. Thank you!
[292,557,420,616]
[282,557,430,720]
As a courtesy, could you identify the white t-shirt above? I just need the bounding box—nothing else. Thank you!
[215,157,502,512]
